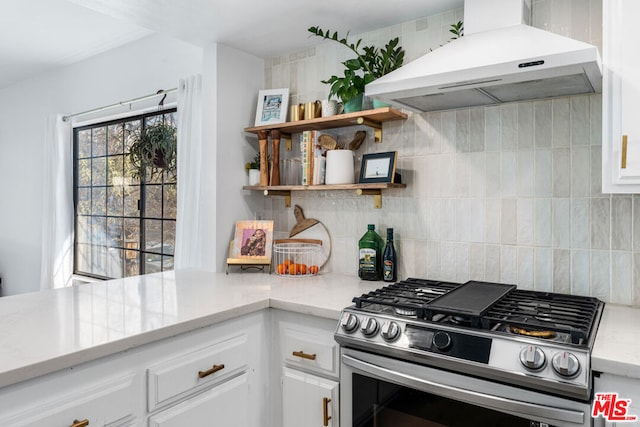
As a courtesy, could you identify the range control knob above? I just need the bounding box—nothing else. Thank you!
[519,346,546,371]
[380,321,400,342]
[432,331,453,351]
[552,352,580,378]
[341,313,359,333]
[360,317,379,337]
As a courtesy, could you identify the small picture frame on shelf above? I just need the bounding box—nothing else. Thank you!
[254,88,289,127]
[358,151,398,183]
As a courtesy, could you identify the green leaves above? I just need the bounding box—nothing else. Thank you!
[308,26,406,103]
[450,20,464,39]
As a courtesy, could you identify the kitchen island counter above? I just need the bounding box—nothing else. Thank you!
[0,269,378,390]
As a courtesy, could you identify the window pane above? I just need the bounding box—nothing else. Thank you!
[92,157,106,186]
[163,221,176,252]
[92,217,107,246]
[125,257,139,277]
[107,249,124,279]
[91,187,106,216]
[107,217,123,248]
[92,127,106,157]
[77,188,91,215]
[78,159,91,187]
[145,219,162,250]
[78,130,92,158]
[76,243,91,273]
[163,184,177,219]
[91,245,108,277]
[107,187,124,217]
[76,216,90,244]
[107,124,124,155]
[107,155,124,186]
[146,184,162,218]
[124,120,141,151]
[124,185,140,216]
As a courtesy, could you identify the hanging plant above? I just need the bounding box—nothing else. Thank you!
[128,122,177,180]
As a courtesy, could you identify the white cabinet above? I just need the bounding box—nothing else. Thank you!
[602,0,640,192]
[148,373,250,427]
[593,373,640,426]
[283,367,338,427]
[272,310,340,427]
[0,368,141,427]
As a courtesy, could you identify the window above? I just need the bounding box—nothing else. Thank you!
[73,109,177,279]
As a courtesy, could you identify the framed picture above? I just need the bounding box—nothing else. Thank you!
[231,220,274,259]
[254,88,289,127]
[359,151,398,183]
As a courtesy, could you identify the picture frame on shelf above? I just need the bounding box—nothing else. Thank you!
[254,88,289,127]
[358,151,398,183]
[231,220,274,259]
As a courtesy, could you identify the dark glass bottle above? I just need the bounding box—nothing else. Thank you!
[383,228,397,282]
[358,224,382,281]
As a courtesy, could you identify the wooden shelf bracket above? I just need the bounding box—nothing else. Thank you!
[263,189,291,207]
[356,117,382,143]
[356,188,383,208]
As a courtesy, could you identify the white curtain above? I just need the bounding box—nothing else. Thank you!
[174,74,204,269]
[40,114,74,290]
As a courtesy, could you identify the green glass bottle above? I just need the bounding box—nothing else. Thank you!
[383,228,397,282]
[358,224,383,281]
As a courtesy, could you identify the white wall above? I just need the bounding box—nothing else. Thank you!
[0,34,202,296]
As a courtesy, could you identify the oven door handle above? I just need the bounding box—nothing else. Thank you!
[342,354,585,425]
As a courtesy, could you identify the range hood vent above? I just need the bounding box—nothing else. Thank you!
[365,0,602,112]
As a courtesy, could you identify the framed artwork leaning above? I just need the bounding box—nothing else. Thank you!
[254,88,289,127]
[231,220,274,259]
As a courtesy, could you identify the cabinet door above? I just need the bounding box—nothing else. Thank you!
[148,373,249,427]
[283,367,338,427]
[603,0,640,192]
[0,374,138,427]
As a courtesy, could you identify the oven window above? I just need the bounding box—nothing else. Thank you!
[352,373,555,427]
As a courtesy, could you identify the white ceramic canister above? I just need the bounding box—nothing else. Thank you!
[325,150,355,184]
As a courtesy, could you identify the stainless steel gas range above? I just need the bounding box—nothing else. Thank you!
[336,278,605,427]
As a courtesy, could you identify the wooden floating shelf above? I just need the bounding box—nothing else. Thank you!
[244,107,407,145]
[242,183,406,209]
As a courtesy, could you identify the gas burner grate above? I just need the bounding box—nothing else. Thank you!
[352,278,460,317]
[484,290,603,345]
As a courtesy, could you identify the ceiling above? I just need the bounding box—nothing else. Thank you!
[0,0,462,90]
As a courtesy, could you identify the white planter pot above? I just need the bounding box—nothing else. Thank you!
[248,169,260,186]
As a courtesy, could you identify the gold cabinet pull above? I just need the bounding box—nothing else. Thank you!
[323,397,332,426]
[70,420,89,427]
[198,364,225,378]
[292,350,316,360]
[622,135,628,169]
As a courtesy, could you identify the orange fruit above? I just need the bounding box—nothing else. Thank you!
[276,263,287,275]
[284,259,293,267]
[298,264,307,275]
[309,265,319,275]
[289,264,297,275]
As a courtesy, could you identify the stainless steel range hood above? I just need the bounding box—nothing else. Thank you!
[365,0,602,112]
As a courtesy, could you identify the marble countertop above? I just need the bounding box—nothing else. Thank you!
[592,303,640,379]
[1,269,638,390]
[0,269,379,390]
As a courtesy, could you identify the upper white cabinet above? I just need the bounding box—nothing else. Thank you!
[602,0,640,192]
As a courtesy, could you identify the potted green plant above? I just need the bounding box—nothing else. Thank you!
[245,152,261,186]
[128,122,177,180]
[308,26,405,112]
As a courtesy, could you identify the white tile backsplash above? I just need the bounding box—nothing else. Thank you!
[259,0,640,306]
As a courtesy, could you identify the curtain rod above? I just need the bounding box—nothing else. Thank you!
[62,88,178,122]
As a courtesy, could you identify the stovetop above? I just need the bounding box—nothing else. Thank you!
[351,278,602,347]
[336,278,605,401]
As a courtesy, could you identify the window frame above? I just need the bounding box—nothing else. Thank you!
[72,108,177,280]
